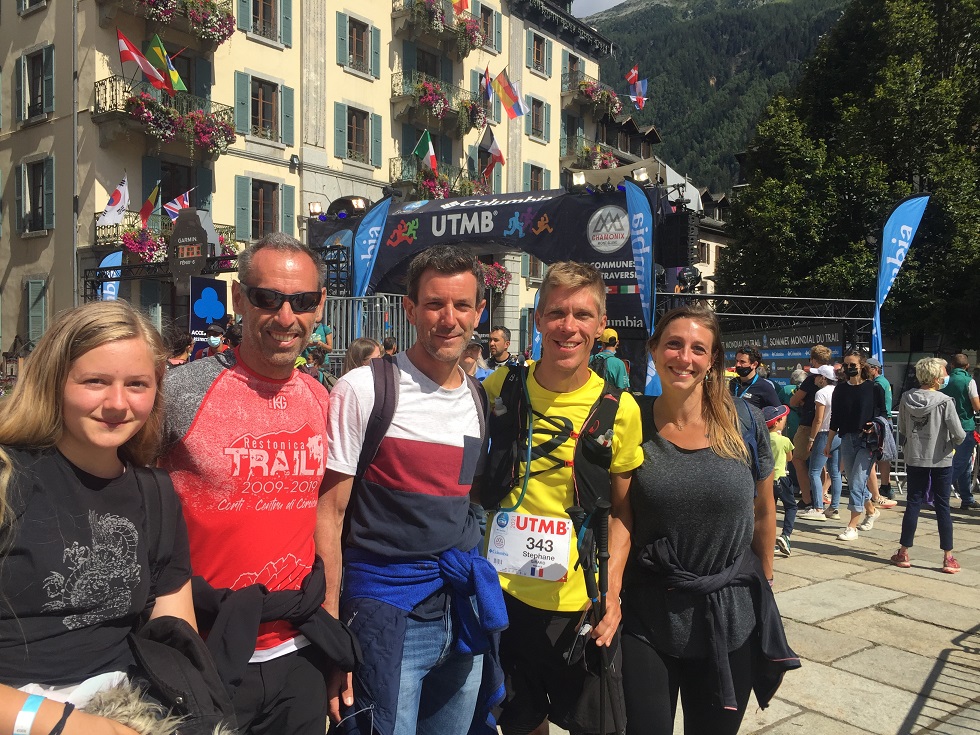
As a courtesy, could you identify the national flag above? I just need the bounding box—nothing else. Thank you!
[509,81,530,117]
[97,174,130,227]
[452,0,469,12]
[146,34,187,93]
[491,68,527,119]
[117,29,173,97]
[481,65,495,105]
[479,126,504,179]
[625,65,639,85]
[630,79,647,111]
[412,130,438,173]
[138,180,161,229]
[163,188,195,222]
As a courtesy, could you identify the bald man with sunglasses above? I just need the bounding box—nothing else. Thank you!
[160,233,358,735]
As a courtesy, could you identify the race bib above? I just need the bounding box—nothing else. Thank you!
[487,511,572,582]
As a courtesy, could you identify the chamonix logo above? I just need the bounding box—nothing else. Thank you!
[587,206,629,253]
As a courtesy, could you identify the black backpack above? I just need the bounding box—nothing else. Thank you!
[588,351,611,381]
[478,364,623,514]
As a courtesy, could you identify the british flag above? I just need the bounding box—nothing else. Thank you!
[163,189,193,222]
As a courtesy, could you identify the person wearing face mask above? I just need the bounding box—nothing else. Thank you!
[729,346,781,411]
[191,324,230,361]
[797,365,843,520]
[826,350,888,541]
[893,358,966,573]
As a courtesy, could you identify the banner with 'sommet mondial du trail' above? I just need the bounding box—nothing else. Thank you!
[872,194,930,362]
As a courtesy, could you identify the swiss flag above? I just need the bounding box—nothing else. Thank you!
[625,65,639,85]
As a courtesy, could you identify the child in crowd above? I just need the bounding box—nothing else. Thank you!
[765,404,796,555]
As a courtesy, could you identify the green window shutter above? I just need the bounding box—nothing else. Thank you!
[545,40,553,77]
[195,165,212,211]
[576,117,584,137]
[142,155,161,203]
[439,134,452,166]
[467,144,477,176]
[281,85,294,146]
[234,175,250,241]
[234,71,249,134]
[237,0,250,30]
[403,40,416,72]
[494,12,502,52]
[472,0,480,14]
[543,168,551,189]
[494,94,501,123]
[27,280,46,343]
[441,56,452,85]
[280,0,292,47]
[561,49,569,78]
[334,102,347,158]
[371,27,381,78]
[42,156,54,229]
[194,57,212,99]
[42,46,54,113]
[370,113,383,168]
[521,253,529,277]
[0,170,3,236]
[14,56,23,122]
[519,307,529,351]
[470,69,479,95]
[544,102,551,143]
[493,164,501,193]
[522,162,530,191]
[525,30,533,69]
[14,164,23,233]
[402,123,418,155]
[336,12,348,66]
[524,96,532,135]
[281,184,295,236]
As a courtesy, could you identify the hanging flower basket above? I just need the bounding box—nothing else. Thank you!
[126,92,180,143]
[182,0,236,45]
[416,80,449,120]
[482,262,511,294]
[583,145,619,170]
[418,168,452,199]
[412,0,446,29]
[456,99,488,137]
[122,228,168,263]
[216,235,239,269]
[454,16,484,57]
[137,0,178,22]
[181,109,237,158]
[578,80,623,117]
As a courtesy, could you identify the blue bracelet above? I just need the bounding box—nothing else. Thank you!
[13,694,44,735]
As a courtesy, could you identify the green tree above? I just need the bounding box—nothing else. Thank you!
[719,0,980,346]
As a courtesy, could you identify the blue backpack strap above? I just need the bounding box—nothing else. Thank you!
[355,355,399,481]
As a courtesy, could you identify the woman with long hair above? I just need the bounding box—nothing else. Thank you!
[798,364,843,520]
[893,358,965,573]
[621,305,797,735]
[0,301,195,735]
[342,337,382,375]
[826,350,887,541]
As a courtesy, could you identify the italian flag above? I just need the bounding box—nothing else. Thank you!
[412,130,438,174]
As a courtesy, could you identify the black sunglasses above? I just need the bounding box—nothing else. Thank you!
[239,284,322,313]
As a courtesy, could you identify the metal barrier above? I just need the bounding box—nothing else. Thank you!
[889,410,907,495]
[322,294,416,375]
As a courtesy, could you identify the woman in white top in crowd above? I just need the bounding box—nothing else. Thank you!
[799,365,843,520]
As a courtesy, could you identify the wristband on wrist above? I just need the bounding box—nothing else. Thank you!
[47,702,75,735]
[13,694,44,735]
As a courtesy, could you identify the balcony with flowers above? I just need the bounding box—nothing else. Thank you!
[390,156,483,200]
[561,72,623,118]
[392,0,484,60]
[93,77,235,157]
[391,71,475,135]
[95,0,236,51]
[94,210,237,262]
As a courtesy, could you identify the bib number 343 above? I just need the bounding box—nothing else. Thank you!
[486,512,571,582]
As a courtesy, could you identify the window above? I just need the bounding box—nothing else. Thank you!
[416,47,439,79]
[529,165,543,191]
[532,35,545,73]
[17,46,53,121]
[251,78,278,139]
[26,52,44,118]
[252,0,277,41]
[698,242,710,264]
[348,17,369,74]
[19,0,45,14]
[160,162,194,210]
[528,255,544,279]
[531,99,544,139]
[479,6,494,49]
[567,53,581,85]
[251,180,278,238]
[347,107,369,163]
[15,158,54,234]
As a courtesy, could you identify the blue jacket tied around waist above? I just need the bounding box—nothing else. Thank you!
[341,546,508,735]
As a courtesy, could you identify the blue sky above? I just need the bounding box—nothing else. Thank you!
[572,0,624,16]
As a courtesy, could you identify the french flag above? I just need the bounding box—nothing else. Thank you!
[163,189,194,222]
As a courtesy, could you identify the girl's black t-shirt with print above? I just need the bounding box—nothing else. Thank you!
[0,447,191,687]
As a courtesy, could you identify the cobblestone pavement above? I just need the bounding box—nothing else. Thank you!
[550,496,980,734]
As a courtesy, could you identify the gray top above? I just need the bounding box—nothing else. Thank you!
[623,405,774,658]
[898,388,966,467]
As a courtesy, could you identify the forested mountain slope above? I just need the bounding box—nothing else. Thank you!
[588,0,846,191]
